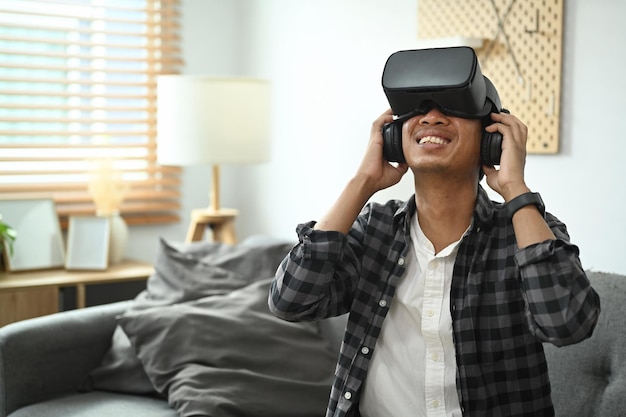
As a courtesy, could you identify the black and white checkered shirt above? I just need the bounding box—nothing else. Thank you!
[269,185,600,417]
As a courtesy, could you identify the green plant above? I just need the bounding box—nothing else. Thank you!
[0,214,17,256]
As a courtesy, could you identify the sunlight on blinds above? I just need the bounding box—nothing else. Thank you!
[0,0,182,226]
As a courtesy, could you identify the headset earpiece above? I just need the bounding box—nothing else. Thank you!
[480,108,507,166]
[382,121,405,163]
[480,131,503,166]
[382,110,422,163]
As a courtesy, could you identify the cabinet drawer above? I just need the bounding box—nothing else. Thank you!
[0,287,58,326]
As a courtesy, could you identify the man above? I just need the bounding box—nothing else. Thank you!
[269,48,600,417]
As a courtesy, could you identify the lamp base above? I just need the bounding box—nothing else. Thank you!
[185,208,239,244]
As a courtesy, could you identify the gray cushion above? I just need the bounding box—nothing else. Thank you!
[81,236,338,417]
[82,236,296,395]
[120,279,336,417]
[544,271,624,416]
[82,326,158,395]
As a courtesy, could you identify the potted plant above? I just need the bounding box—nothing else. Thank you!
[0,213,17,256]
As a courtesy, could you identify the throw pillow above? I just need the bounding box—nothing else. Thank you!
[120,279,336,417]
[81,325,158,395]
[81,236,295,395]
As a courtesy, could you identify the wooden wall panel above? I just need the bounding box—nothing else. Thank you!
[418,0,564,153]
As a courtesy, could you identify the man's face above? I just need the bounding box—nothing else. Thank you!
[401,107,483,180]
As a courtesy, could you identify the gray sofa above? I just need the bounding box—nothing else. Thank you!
[0,299,348,417]
[0,242,623,417]
[1,236,345,417]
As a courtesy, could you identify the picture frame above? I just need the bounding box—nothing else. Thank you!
[65,216,110,270]
[0,198,66,271]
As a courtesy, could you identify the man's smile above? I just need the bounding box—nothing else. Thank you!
[418,135,450,145]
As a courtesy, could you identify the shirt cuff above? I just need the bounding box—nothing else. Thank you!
[296,221,347,262]
[515,239,579,267]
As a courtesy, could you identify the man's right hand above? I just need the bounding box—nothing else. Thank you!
[354,109,409,196]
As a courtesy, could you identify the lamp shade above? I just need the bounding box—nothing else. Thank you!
[156,76,271,166]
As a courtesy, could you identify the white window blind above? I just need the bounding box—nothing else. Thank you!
[0,0,182,227]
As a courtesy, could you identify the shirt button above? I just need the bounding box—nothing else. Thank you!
[432,399,440,408]
[344,391,352,400]
[431,353,439,361]
[397,257,405,266]
[378,299,387,308]
[361,346,370,355]
[426,309,434,317]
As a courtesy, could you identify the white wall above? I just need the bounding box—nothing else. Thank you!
[126,0,626,275]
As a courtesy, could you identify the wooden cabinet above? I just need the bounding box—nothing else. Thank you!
[0,260,153,327]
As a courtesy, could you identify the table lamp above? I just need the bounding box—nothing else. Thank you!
[156,76,271,243]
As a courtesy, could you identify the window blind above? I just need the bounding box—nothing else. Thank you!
[0,0,182,227]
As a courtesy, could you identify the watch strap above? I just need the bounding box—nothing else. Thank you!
[505,192,545,218]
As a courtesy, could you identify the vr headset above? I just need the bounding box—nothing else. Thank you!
[381,46,506,166]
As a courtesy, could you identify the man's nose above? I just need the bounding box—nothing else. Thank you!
[418,107,449,125]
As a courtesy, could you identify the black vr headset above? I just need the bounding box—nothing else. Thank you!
[381,46,506,166]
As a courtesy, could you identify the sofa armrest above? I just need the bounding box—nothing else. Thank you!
[0,301,131,417]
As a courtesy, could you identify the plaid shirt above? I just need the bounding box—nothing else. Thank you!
[269,186,600,417]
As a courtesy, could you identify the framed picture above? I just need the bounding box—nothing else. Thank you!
[0,198,66,271]
[65,216,110,270]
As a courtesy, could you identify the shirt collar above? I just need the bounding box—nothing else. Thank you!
[394,184,496,232]
[474,184,496,227]
[393,197,416,235]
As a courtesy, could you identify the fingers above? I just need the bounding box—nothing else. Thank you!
[357,109,408,191]
[483,112,529,200]
[486,112,528,147]
[371,109,394,137]
[485,112,528,160]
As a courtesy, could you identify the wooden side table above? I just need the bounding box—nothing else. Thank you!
[0,260,153,327]
[185,208,238,244]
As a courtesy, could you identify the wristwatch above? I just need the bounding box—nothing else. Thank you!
[505,192,545,218]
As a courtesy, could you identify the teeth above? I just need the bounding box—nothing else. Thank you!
[418,136,447,145]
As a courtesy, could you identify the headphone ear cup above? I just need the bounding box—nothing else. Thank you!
[382,121,405,163]
[480,131,503,166]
